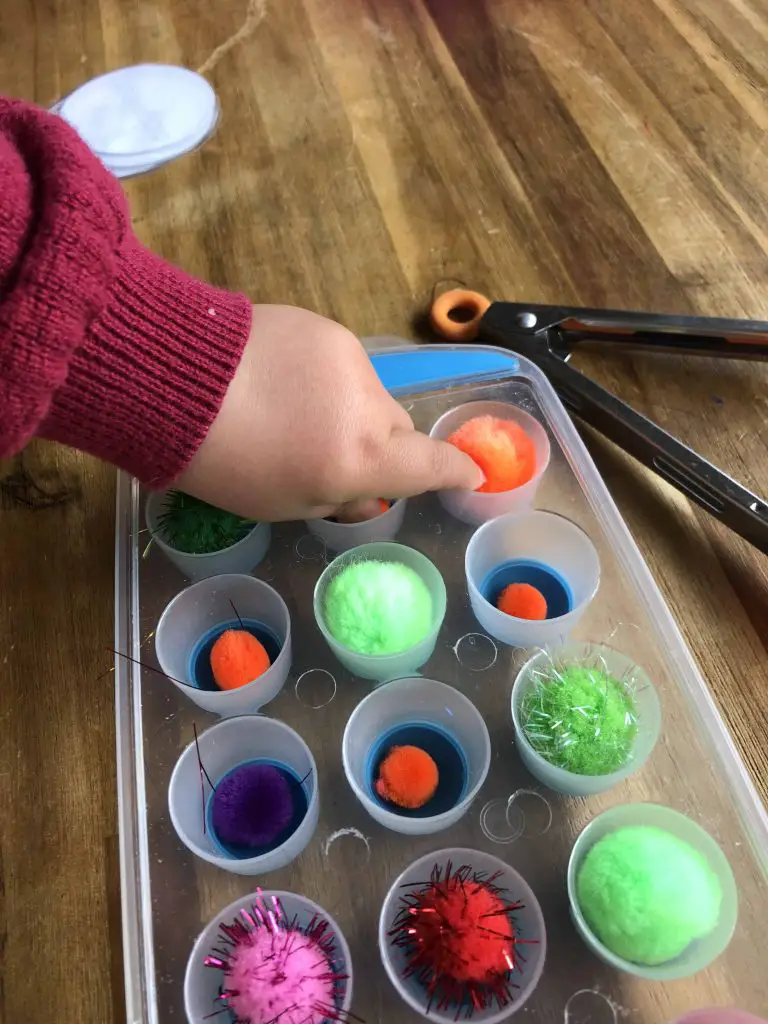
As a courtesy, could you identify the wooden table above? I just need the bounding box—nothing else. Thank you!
[2,1,767,1021]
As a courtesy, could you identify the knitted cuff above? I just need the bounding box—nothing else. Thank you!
[40,237,252,486]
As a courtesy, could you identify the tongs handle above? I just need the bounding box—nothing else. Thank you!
[483,313,768,555]
[473,299,768,557]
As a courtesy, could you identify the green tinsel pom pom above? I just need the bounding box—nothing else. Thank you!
[521,663,638,775]
[323,560,433,656]
[577,826,722,964]
[155,492,255,554]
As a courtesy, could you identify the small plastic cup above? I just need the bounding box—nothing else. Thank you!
[379,847,546,1022]
[155,573,291,715]
[305,498,407,553]
[511,643,661,796]
[184,889,352,1024]
[567,803,738,980]
[169,716,319,876]
[429,400,551,526]
[145,490,270,582]
[465,510,600,648]
[314,542,447,682]
[342,676,491,835]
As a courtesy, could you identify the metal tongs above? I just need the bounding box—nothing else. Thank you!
[429,290,768,556]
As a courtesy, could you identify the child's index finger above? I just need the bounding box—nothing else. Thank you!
[374,428,485,498]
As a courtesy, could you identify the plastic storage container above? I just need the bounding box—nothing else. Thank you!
[113,343,768,1024]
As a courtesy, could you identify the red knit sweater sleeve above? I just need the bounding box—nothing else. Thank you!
[0,98,252,486]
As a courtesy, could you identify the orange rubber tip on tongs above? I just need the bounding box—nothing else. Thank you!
[430,289,492,341]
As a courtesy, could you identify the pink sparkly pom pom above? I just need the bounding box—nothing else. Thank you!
[204,894,349,1024]
[228,927,333,1024]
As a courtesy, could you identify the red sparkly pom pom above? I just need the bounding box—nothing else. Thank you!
[389,861,538,1016]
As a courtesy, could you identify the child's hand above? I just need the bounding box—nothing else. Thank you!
[175,305,484,522]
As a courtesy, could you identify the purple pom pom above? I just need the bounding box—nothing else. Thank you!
[211,763,294,849]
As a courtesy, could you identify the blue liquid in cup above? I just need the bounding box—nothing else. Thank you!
[368,723,467,818]
[482,559,572,618]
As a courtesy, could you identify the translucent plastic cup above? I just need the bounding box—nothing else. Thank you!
[314,542,447,682]
[305,498,407,553]
[184,889,352,1024]
[146,490,270,581]
[155,573,291,715]
[379,847,546,1022]
[342,677,491,835]
[465,510,600,648]
[511,643,662,796]
[429,400,551,526]
[567,803,738,980]
[169,716,319,876]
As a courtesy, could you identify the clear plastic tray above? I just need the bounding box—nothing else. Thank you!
[114,344,768,1024]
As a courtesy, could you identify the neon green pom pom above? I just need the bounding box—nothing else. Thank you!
[323,560,433,656]
[522,664,637,775]
[577,826,722,965]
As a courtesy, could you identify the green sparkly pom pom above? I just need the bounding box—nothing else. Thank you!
[323,560,433,656]
[521,663,637,775]
[155,491,255,554]
[577,825,722,964]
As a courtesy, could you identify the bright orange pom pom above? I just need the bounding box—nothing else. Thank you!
[210,629,271,691]
[375,745,439,809]
[333,499,390,524]
[497,583,548,620]
[447,415,536,493]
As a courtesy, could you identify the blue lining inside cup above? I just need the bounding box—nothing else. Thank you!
[481,559,572,618]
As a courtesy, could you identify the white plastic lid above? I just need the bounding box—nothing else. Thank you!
[57,64,218,177]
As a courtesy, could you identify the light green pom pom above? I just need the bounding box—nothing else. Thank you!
[323,560,432,656]
[522,664,638,775]
[577,825,722,965]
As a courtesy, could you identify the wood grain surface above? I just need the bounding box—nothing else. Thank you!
[1,1,768,1022]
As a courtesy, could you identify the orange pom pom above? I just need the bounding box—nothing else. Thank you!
[333,499,390,524]
[375,745,439,809]
[210,629,271,691]
[447,415,535,493]
[497,583,548,620]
